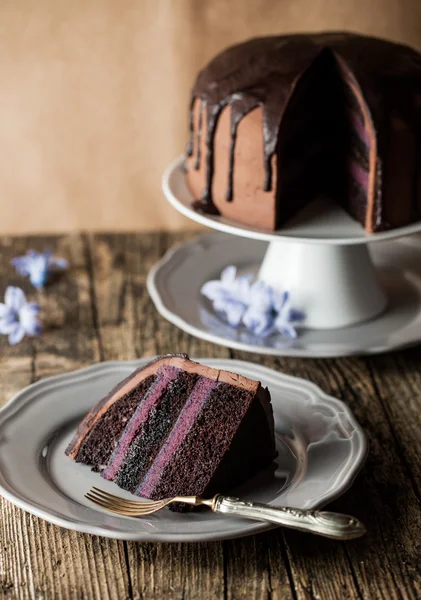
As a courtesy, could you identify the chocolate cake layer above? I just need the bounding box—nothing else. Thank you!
[185,32,421,233]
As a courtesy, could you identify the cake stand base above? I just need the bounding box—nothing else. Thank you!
[259,241,387,329]
[148,232,421,357]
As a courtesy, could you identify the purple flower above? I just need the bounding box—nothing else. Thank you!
[0,287,42,345]
[273,291,305,339]
[11,250,68,289]
[201,266,252,327]
[242,281,277,337]
[201,266,305,338]
[242,307,275,337]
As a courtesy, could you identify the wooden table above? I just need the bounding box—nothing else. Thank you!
[0,232,420,600]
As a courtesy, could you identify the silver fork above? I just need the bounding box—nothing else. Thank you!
[86,487,366,540]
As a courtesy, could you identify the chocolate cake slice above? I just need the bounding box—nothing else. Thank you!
[185,32,421,233]
[66,355,276,507]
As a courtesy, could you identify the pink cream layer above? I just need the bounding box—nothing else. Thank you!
[136,377,220,497]
[348,159,369,188]
[103,366,181,481]
[347,108,371,147]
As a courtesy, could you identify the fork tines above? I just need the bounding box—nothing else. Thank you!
[85,487,171,516]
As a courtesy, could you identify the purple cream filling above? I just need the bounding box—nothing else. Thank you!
[136,377,220,497]
[347,109,370,147]
[348,159,369,188]
[103,366,181,481]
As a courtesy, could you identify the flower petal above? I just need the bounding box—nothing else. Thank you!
[275,320,297,339]
[234,277,253,304]
[11,257,31,276]
[220,266,237,284]
[25,302,41,314]
[287,308,305,323]
[243,308,275,337]
[249,281,274,312]
[4,286,26,311]
[29,270,48,289]
[19,305,42,336]
[8,324,25,345]
[0,303,12,318]
[201,280,224,302]
[223,300,246,327]
[49,257,68,270]
[272,290,290,312]
[0,319,18,335]
[24,319,43,337]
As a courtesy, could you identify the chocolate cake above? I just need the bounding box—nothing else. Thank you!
[185,32,421,233]
[66,354,276,508]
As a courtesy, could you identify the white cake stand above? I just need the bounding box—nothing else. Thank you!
[163,156,421,330]
[148,156,421,356]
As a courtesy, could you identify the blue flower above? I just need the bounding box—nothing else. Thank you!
[201,265,306,339]
[273,291,305,339]
[11,250,68,289]
[0,287,42,345]
[242,281,277,337]
[201,266,252,327]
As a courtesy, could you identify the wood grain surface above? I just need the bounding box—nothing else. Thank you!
[0,232,420,599]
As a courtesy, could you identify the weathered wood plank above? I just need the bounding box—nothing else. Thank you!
[126,542,225,600]
[234,353,421,600]
[366,350,421,500]
[224,531,296,600]
[0,234,131,600]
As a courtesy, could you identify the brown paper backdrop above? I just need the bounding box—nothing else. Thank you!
[0,0,420,234]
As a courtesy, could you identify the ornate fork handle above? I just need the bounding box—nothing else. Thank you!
[214,496,366,540]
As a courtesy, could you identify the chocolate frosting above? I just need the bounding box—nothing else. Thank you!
[187,32,421,218]
[66,354,262,459]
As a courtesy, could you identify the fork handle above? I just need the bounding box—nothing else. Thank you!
[214,496,366,540]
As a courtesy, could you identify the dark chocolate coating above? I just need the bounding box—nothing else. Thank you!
[187,32,421,231]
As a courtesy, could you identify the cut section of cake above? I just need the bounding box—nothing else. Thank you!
[66,354,276,507]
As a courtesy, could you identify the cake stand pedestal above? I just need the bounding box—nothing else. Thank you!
[258,241,386,328]
[162,156,421,333]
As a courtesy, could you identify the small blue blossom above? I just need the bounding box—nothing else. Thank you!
[0,286,42,345]
[273,291,305,339]
[201,266,305,339]
[201,266,252,327]
[243,281,276,336]
[11,250,68,289]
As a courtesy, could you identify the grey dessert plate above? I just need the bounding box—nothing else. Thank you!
[0,358,367,542]
[148,232,421,357]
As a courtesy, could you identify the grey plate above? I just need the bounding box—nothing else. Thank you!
[0,358,366,542]
[148,232,421,357]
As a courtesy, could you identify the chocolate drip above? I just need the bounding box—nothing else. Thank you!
[192,102,226,214]
[186,32,421,226]
[194,100,205,170]
[186,97,195,157]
